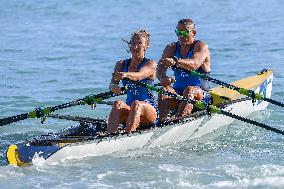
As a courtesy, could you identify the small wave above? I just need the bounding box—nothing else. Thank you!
[240,42,256,47]
[214,47,238,52]
[15,70,37,74]
[0,83,19,89]
[57,87,102,94]
[37,56,74,62]
[159,164,189,174]
[0,165,25,179]
[267,48,284,52]
[209,176,284,188]
[0,49,24,53]
[274,91,284,98]
[43,79,59,83]
[9,95,31,100]
[96,170,127,180]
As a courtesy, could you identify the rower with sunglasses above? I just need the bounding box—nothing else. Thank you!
[157,18,211,121]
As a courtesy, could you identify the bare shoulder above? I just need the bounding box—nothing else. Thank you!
[164,42,176,52]
[161,42,176,58]
[147,59,157,67]
[145,60,157,78]
[166,42,177,49]
[116,59,125,66]
[114,60,125,72]
[195,41,209,51]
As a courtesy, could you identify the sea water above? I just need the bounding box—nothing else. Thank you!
[0,0,284,188]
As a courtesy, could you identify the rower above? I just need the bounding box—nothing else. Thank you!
[107,29,158,133]
[157,18,211,121]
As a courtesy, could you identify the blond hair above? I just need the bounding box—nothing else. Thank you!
[130,29,150,47]
[122,29,150,53]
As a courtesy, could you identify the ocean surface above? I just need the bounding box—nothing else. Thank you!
[1,0,284,188]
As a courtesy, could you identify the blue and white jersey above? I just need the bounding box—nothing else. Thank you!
[121,58,156,108]
[173,41,210,95]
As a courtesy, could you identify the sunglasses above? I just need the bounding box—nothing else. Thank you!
[175,29,191,37]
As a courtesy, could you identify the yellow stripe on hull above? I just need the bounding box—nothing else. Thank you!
[210,70,273,105]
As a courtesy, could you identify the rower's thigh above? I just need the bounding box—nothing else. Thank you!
[131,101,157,125]
[112,100,130,123]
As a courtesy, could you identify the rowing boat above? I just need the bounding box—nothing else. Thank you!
[5,69,273,166]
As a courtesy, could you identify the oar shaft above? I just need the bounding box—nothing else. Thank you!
[172,64,284,107]
[47,114,107,123]
[0,89,125,127]
[192,69,284,107]
[0,113,28,126]
[193,72,241,91]
[263,97,284,108]
[220,110,284,135]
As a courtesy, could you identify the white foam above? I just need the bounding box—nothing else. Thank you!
[96,171,115,180]
[176,179,196,188]
[158,164,185,173]
[210,177,284,188]
[0,165,25,179]
[32,155,47,168]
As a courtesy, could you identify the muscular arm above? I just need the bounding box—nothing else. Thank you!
[123,60,157,81]
[176,42,211,72]
[157,43,176,82]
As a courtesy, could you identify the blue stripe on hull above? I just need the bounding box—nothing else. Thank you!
[17,144,61,163]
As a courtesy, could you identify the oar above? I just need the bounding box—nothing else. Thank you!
[132,80,284,135]
[0,88,125,127]
[47,114,107,123]
[172,62,284,107]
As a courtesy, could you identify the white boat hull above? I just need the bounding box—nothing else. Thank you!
[6,70,273,166]
[47,73,273,164]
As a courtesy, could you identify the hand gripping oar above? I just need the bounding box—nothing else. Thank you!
[0,88,125,127]
[132,80,284,136]
[171,61,283,107]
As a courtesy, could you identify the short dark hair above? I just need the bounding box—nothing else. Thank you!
[178,18,196,31]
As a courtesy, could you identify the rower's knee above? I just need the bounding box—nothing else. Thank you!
[131,100,143,110]
[183,86,195,95]
[113,100,125,109]
[164,86,176,93]
[183,86,203,100]
[159,86,175,99]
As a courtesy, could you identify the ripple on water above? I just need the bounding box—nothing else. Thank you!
[42,79,59,83]
[274,91,284,98]
[57,87,103,95]
[36,56,75,62]
[15,70,37,74]
[267,48,284,52]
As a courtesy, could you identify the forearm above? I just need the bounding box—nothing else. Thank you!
[177,58,199,70]
[123,72,145,81]
[110,60,124,89]
[177,43,209,71]
[109,79,119,90]
[157,64,168,81]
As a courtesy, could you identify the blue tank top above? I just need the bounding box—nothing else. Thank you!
[173,41,210,94]
[121,58,156,107]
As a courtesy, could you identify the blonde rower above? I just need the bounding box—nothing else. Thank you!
[107,29,158,133]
